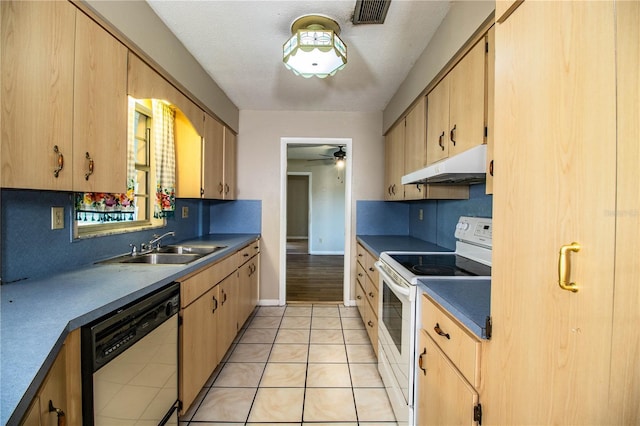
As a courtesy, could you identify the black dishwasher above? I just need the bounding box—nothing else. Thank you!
[81,282,180,425]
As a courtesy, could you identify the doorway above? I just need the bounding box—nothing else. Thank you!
[280,138,352,305]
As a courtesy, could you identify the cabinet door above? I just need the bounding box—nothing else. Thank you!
[384,122,404,200]
[447,38,486,158]
[418,331,478,426]
[425,78,449,166]
[250,254,260,312]
[203,113,224,199]
[404,97,427,200]
[223,127,237,199]
[181,285,219,413]
[1,0,75,190]
[238,259,252,328]
[485,27,495,195]
[610,3,640,424]
[217,272,239,358]
[486,2,617,424]
[175,109,204,198]
[72,12,128,193]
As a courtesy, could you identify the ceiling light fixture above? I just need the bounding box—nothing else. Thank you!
[283,14,347,78]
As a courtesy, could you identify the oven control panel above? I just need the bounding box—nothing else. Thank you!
[455,216,492,248]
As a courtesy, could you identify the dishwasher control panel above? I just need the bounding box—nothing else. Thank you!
[84,283,179,372]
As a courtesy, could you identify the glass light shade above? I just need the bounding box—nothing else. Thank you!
[283,17,347,78]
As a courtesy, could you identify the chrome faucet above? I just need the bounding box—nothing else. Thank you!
[148,231,175,250]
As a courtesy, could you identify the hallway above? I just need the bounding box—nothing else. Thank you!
[179,304,397,425]
[286,239,344,302]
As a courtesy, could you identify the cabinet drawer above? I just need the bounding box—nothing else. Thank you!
[364,305,378,357]
[356,262,367,286]
[180,253,237,307]
[363,250,379,285]
[356,244,367,267]
[421,294,480,387]
[238,240,260,266]
[365,275,379,316]
[355,280,366,321]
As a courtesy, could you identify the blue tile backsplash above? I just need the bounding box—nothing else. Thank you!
[1,190,262,283]
[357,184,492,250]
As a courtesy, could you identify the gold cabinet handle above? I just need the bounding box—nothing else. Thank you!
[434,323,450,339]
[218,182,224,194]
[53,146,64,177]
[450,124,457,146]
[418,347,427,375]
[84,152,94,180]
[438,131,445,150]
[558,242,581,292]
[367,320,374,327]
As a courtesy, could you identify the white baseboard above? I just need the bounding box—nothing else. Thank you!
[258,299,283,306]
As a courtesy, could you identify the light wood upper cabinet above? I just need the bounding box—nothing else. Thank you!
[386,96,469,201]
[426,78,450,166]
[484,26,495,195]
[203,113,224,198]
[426,38,486,167]
[485,1,637,424]
[175,109,204,198]
[1,1,75,190]
[72,12,128,193]
[404,97,427,200]
[223,127,237,200]
[1,2,128,193]
[384,121,405,200]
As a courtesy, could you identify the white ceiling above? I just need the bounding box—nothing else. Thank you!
[146,0,450,113]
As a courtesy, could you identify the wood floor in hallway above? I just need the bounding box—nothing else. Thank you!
[286,239,344,302]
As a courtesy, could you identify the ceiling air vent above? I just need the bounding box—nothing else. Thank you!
[352,0,391,25]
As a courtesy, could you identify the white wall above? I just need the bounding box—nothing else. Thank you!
[238,110,384,302]
[383,1,495,132]
[288,160,345,254]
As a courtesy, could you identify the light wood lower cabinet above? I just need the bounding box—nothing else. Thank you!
[416,294,482,426]
[179,239,261,414]
[416,330,479,426]
[238,241,260,328]
[21,330,82,426]
[180,283,220,413]
[355,243,379,356]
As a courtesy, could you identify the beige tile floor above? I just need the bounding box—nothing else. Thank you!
[180,304,397,426]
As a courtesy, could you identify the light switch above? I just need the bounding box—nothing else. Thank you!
[419,209,424,221]
[51,207,64,230]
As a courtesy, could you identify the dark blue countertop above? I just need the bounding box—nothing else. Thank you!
[0,233,259,425]
[357,235,490,340]
[417,278,491,339]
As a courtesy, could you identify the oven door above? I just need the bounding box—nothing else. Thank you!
[376,262,416,423]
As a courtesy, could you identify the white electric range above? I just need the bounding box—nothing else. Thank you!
[375,216,492,425]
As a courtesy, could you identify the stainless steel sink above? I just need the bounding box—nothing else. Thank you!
[99,244,226,265]
[118,253,202,264]
[156,245,226,255]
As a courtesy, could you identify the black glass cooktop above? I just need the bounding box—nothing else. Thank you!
[389,253,491,277]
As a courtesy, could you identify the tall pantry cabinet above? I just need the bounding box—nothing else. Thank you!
[485,1,639,424]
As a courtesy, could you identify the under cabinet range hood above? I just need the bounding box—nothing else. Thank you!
[402,144,487,185]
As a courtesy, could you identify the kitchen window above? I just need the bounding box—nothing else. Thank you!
[74,98,165,238]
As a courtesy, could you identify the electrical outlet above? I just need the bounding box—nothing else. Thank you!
[419,209,424,221]
[51,207,64,230]
[182,206,189,218]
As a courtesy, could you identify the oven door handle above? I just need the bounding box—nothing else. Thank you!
[375,261,411,297]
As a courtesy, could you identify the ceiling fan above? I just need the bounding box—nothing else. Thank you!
[308,145,346,162]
